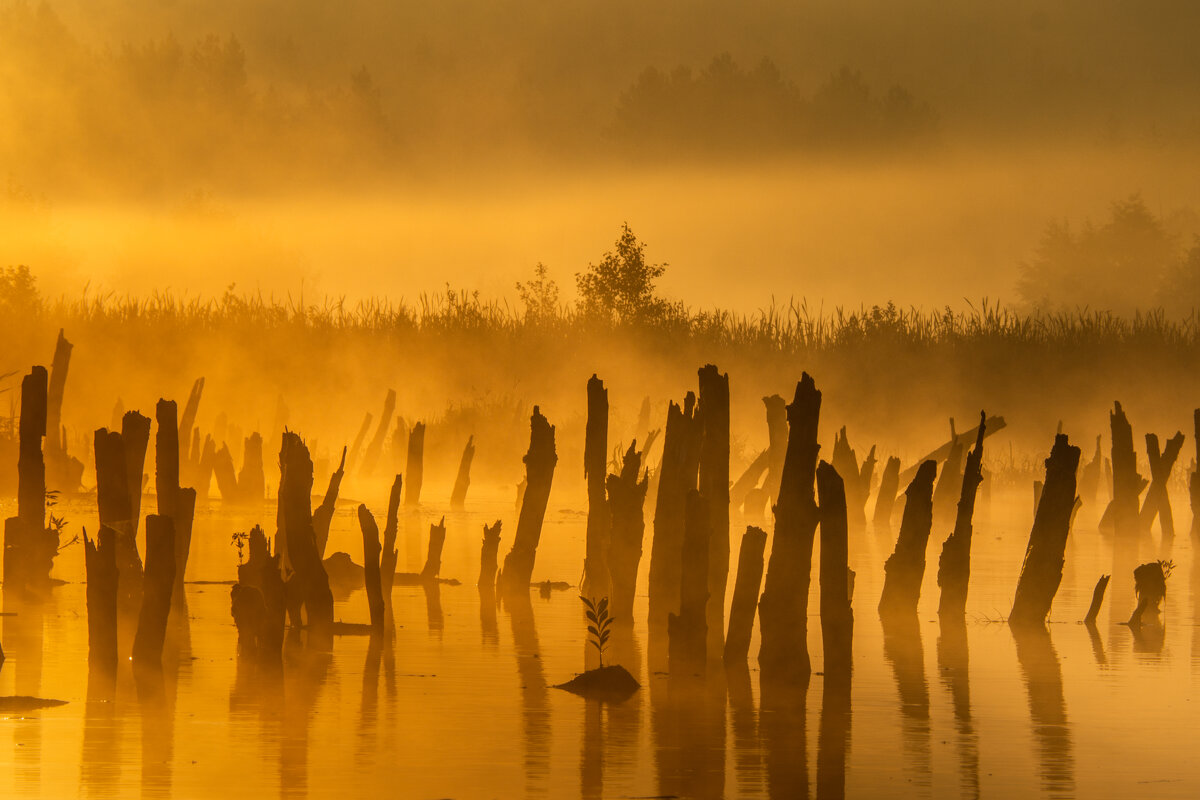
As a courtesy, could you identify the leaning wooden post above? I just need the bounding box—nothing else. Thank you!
[312,446,346,559]
[404,422,426,507]
[698,363,730,654]
[479,520,502,592]
[84,526,119,671]
[44,329,72,485]
[817,461,853,676]
[878,460,938,618]
[723,526,767,664]
[498,407,557,594]
[936,411,987,619]
[132,514,176,665]
[582,374,612,601]
[668,489,711,672]
[381,475,401,603]
[872,456,901,528]
[357,505,385,632]
[763,394,788,502]
[450,435,475,509]
[607,441,648,624]
[1009,434,1082,626]
[647,394,701,633]
[1083,575,1110,626]
[758,373,822,682]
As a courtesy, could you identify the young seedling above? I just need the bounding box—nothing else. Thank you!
[581,595,612,667]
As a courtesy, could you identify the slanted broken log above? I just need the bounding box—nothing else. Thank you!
[84,526,119,670]
[278,432,334,650]
[817,460,853,676]
[872,456,901,528]
[1140,431,1185,541]
[758,373,822,681]
[936,412,987,619]
[422,517,447,580]
[878,460,938,618]
[498,408,557,595]
[698,363,730,653]
[450,435,475,509]
[405,422,426,507]
[479,520,502,592]
[196,435,216,500]
[607,441,648,624]
[900,415,1007,483]
[132,514,176,664]
[931,421,965,525]
[312,446,346,558]
[361,389,396,476]
[45,329,82,492]
[1083,575,1110,626]
[1127,561,1167,627]
[238,433,266,504]
[668,490,710,672]
[178,378,204,455]
[345,412,373,475]
[647,393,701,632]
[723,526,767,664]
[583,374,612,601]
[357,505,385,632]
[381,474,401,601]
[1009,434,1082,626]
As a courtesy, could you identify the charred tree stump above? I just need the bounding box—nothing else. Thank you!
[498,408,557,595]
[668,490,711,672]
[758,373,822,682]
[698,363,730,654]
[361,389,396,476]
[1139,431,1184,541]
[817,460,854,676]
[647,394,701,633]
[278,432,334,650]
[479,520,502,592]
[1009,435,1082,626]
[583,374,612,601]
[238,432,266,505]
[723,526,767,664]
[132,514,176,665]
[607,441,648,624]
[450,435,475,509]
[84,526,119,671]
[878,461,939,618]
[872,456,902,528]
[405,422,426,507]
[313,446,346,559]
[422,517,447,581]
[936,412,987,620]
[357,505,385,632]
[1083,575,1110,626]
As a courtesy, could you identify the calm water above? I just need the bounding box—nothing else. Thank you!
[0,483,1196,799]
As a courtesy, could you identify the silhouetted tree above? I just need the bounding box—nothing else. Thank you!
[576,224,668,325]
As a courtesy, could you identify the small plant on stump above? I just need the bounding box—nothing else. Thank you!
[582,595,612,667]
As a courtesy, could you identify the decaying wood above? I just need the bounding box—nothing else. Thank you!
[668,489,711,672]
[422,517,447,580]
[238,433,266,504]
[607,441,648,624]
[121,411,151,537]
[380,474,401,601]
[697,363,730,652]
[932,421,965,525]
[498,407,557,595]
[84,526,119,670]
[647,393,701,632]
[278,432,334,650]
[361,389,396,476]
[156,399,197,604]
[899,415,1006,483]
[479,520,502,592]
[178,378,205,456]
[1127,561,1166,628]
[313,446,347,559]
[232,525,286,660]
[450,435,475,509]
[1109,401,1142,545]
[45,329,82,492]
[1139,431,1184,540]
[1083,575,1110,626]
[4,367,55,591]
[1009,434,1082,626]
[937,412,987,619]
[878,460,938,618]
[817,460,853,676]
[723,525,767,664]
[872,456,902,528]
[730,449,769,513]
[763,393,788,502]
[132,514,176,664]
[831,427,875,529]
[583,374,612,601]
[357,505,385,632]
[758,373,822,681]
[405,422,426,506]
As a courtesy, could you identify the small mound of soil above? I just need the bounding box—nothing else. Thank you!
[553,665,640,703]
[0,696,68,713]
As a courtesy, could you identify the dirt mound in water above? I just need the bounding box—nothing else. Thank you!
[553,665,639,703]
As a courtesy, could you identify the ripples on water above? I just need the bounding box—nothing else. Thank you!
[0,487,1196,798]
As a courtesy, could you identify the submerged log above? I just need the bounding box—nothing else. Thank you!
[312,446,347,559]
[84,526,119,670]
[723,526,767,664]
[498,407,557,594]
[357,505,385,632]
[450,435,475,509]
[647,394,701,632]
[479,520,502,592]
[278,432,334,650]
[1009,434,1082,626]
[758,373,822,681]
[1083,575,1110,626]
[697,363,730,653]
[872,456,902,528]
[878,460,938,618]
[936,412,987,619]
[607,441,648,624]
[422,517,447,580]
[817,460,853,676]
[132,514,176,664]
[1139,431,1184,540]
[405,422,426,506]
[583,374,612,601]
[668,490,711,672]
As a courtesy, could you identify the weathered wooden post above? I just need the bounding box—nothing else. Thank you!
[878,460,938,618]
[84,526,119,670]
[1110,402,1142,544]
[132,514,176,665]
[422,517,447,581]
[278,432,334,650]
[1127,561,1167,628]
[405,422,426,506]
[498,407,557,595]
[723,526,767,664]
[758,373,822,682]
[872,456,902,528]
[357,505,385,632]
[238,432,266,505]
[668,489,711,672]
[932,421,964,526]
[450,435,475,509]
[698,363,730,654]
[479,520,502,592]
[381,475,401,603]
[1139,431,1184,540]
[648,394,701,633]
[312,446,346,558]
[763,393,788,502]
[607,442,648,624]
[583,374,612,601]
[936,412,987,619]
[1083,575,1110,626]
[818,461,854,676]
[831,427,874,529]
[1009,434,1082,626]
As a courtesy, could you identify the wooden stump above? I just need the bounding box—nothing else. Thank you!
[607,442,649,625]
[818,461,853,677]
[1083,575,1110,626]
[357,505,385,632]
[238,432,266,505]
[872,456,902,528]
[762,393,788,502]
[831,427,874,529]
[697,363,730,653]
[668,490,710,672]
[723,526,767,664]
[647,393,701,632]
[758,373,822,682]
[381,474,401,601]
[132,514,176,665]
[1109,402,1142,545]
[312,446,346,558]
[479,520,502,592]
[404,422,426,507]
[878,460,938,618]
[278,432,334,650]
[84,526,119,671]
[1009,434,1082,626]
[583,374,612,601]
[1139,431,1184,541]
[936,411,987,619]
[422,516,447,581]
[450,435,475,509]
[498,408,557,594]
